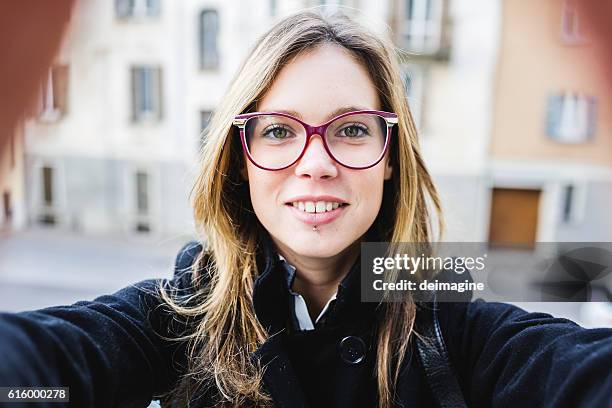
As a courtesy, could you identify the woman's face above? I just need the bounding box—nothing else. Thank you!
[244,44,392,259]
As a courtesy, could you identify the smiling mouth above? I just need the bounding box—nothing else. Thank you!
[284,201,349,214]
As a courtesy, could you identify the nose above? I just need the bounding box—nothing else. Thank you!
[294,134,338,179]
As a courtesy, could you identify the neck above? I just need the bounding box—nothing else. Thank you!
[272,239,361,321]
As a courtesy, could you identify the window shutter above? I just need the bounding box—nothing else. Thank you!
[40,69,53,115]
[155,67,163,120]
[39,75,48,116]
[53,65,69,116]
[546,94,562,138]
[587,97,597,139]
[131,67,139,121]
[546,92,597,142]
[116,0,134,19]
[146,0,160,17]
[200,10,219,69]
[136,171,149,215]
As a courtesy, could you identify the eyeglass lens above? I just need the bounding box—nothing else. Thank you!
[244,113,388,169]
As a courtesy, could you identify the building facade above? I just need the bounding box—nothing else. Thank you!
[21,0,384,239]
[21,0,609,244]
[391,0,503,242]
[488,0,612,244]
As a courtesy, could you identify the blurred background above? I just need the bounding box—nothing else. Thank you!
[0,0,611,328]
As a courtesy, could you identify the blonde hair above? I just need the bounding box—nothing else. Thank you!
[158,10,444,408]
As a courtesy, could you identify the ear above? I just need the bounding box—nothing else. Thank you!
[383,155,393,180]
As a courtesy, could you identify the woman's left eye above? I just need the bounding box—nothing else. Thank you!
[338,124,368,138]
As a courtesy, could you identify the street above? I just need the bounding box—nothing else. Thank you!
[0,228,610,327]
[0,228,190,312]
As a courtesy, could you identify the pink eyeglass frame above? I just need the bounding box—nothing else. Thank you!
[232,110,398,171]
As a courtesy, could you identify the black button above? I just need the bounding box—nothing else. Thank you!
[339,336,366,365]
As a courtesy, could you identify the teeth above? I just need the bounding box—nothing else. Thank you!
[291,200,345,213]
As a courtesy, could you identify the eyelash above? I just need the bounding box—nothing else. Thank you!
[260,122,370,139]
[262,124,294,139]
[337,123,369,137]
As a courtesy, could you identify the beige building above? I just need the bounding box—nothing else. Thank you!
[488,0,612,245]
[21,0,381,240]
[18,0,610,244]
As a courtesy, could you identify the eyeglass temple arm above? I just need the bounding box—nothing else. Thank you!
[233,118,247,127]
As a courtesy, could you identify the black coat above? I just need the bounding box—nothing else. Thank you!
[0,241,611,407]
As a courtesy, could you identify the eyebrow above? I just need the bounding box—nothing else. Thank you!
[260,106,371,122]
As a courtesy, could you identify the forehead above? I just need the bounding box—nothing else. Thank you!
[257,43,381,123]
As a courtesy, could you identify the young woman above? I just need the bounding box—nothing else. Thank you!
[0,11,611,408]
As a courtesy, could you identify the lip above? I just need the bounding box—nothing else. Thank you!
[286,202,348,226]
[283,195,348,204]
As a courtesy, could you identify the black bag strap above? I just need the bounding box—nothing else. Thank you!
[415,295,468,408]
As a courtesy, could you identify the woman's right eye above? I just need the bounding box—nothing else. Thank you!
[262,125,293,140]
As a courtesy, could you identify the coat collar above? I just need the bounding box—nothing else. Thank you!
[250,231,383,407]
[252,231,382,335]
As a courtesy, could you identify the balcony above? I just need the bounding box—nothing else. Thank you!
[394,0,451,61]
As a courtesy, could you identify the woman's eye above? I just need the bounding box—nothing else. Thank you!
[339,124,368,138]
[262,125,292,140]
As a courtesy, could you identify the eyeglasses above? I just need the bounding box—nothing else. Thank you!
[232,110,398,171]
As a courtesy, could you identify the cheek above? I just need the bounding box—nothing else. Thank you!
[355,168,386,209]
[246,164,284,212]
[342,169,386,236]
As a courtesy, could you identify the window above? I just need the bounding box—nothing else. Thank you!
[3,191,12,224]
[40,65,69,121]
[199,10,219,70]
[116,0,160,19]
[562,184,574,223]
[200,110,213,147]
[269,0,277,17]
[131,66,163,122]
[42,166,54,206]
[200,110,213,132]
[546,92,596,143]
[39,166,55,225]
[561,0,588,44]
[135,171,150,232]
[561,183,586,224]
[403,65,425,132]
[136,171,149,215]
[402,0,443,54]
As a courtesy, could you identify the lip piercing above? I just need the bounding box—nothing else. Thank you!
[312,225,318,231]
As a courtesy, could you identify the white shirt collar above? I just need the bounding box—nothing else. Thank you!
[277,253,338,331]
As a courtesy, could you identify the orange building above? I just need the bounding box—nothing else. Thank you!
[488,0,612,245]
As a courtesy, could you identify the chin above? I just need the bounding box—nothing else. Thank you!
[283,237,352,259]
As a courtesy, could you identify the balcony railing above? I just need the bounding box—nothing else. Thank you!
[396,0,451,60]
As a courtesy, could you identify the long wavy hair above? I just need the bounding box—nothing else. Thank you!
[158,9,444,408]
